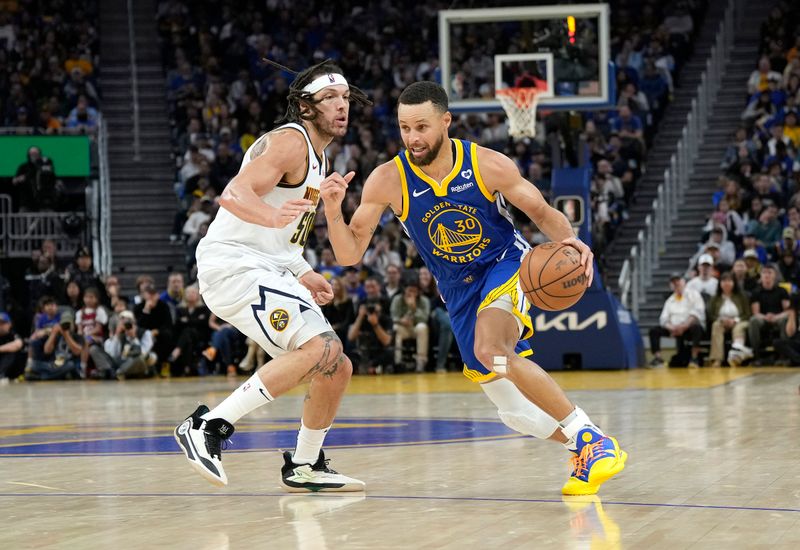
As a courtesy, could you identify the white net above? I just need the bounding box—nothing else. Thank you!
[496,87,543,138]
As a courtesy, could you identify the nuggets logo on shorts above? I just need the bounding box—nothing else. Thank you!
[270,309,290,331]
[423,203,492,263]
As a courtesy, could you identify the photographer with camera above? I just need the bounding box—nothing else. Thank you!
[25,310,83,380]
[347,276,393,374]
[90,310,155,379]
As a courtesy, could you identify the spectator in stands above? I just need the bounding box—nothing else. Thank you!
[65,247,107,299]
[348,276,393,374]
[342,266,366,303]
[741,91,776,129]
[748,56,783,96]
[777,248,800,289]
[202,313,241,377]
[65,94,99,131]
[316,247,343,281]
[75,287,108,377]
[782,111,800,148]
[747,203,782,250]
[748,264,791,365]
[611,105,645,162]
[391,283,430,373]
[63,280,83,312]
[686,254,719,299]
[159,272,185,319]
[775,226,800,259]
[648,273,705,368]
[11,146,48,212]
[321,277,355,351]
[26,255,64,311]
[132,275,155,306]
[707,272,752,368]
[181,195,214,244]
[26,310,82,381]
[773,294,800,366]
[418,266,454,373]
[384,263,403,303]
[134,284,174,374]
[92,310,156,380]
[721,128,759,171]
[0,312,24,383]
[732,258,758,296]
[363,234,402,279]
[741,231,769,264]
[168,286,210,376]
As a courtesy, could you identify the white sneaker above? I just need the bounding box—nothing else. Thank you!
[280,450,365,493]
[731,343,753,360]
[174,405,235,487]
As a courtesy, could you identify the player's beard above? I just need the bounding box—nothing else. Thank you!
[310,112,347,140]
[407,133,445,167]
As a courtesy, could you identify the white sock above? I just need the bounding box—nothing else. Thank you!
[293,421,330,464]
[559,406,602,451]
[202,372,274,424]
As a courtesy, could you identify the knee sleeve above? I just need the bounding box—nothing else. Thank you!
[481,377,559,440]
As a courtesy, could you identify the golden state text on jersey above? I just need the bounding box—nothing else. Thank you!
[394,139,529,288]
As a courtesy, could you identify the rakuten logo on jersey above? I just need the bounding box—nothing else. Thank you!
[450,182,474,193]
[534,311,608,332]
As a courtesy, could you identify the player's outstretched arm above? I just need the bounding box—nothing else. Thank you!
[218,130,313,228]
[321,161,398,266]
[476,146,594,282]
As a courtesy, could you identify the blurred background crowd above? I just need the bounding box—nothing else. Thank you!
[9,0,787,382]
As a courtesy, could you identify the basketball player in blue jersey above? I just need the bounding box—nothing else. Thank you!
[320,81,626,495]
[174,60,370,492]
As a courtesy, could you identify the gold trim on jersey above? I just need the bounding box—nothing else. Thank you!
[404,139,464,196]
[274,125,309,188]
[471,141,495,202]
[477,271,534,339]
[394,156,410,222]
[462,349,533,383]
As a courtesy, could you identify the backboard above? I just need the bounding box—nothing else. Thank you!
[439,4,613,113]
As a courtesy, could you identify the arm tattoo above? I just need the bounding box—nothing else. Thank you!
[333,213,343,223]
[250,137,268,160]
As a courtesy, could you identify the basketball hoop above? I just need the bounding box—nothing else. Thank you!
[496,87,543,139]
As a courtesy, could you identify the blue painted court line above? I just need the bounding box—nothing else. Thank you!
[1,492,798,514]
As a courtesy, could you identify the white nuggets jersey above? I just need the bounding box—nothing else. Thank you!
[196,123,326,291]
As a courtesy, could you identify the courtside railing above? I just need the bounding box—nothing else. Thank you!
[619,0,743,319]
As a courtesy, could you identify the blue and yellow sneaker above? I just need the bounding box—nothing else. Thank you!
[562,428,627,495]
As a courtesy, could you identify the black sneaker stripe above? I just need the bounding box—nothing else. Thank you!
[282,479,345,489]
[176,427,195,461]
[184,425,220,478]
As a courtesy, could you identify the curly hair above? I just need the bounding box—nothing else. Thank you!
[262,58,372,124]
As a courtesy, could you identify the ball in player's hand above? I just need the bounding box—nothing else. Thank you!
[519,243,590,311]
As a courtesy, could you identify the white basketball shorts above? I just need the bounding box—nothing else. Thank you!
[200,268,332,359]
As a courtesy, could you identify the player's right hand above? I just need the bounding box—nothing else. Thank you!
[270,198,314,228]
[320,171,355,208]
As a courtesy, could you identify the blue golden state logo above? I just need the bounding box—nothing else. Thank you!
[422,202,491,263]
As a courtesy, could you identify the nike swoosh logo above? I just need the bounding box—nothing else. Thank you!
[412,187,432,197]
[259,388,271,401]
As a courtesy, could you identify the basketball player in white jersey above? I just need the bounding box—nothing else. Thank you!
[174,60,371,492]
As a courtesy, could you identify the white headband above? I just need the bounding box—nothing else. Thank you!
[302,73,349,95]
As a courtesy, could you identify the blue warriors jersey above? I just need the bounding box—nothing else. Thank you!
[393,139,533,383]
[394,138,528,287]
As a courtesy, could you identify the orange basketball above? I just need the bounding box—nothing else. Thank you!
[519,243,589,311]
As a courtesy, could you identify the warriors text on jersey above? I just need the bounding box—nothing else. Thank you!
[196,123,325,292]
[394,138,528,289]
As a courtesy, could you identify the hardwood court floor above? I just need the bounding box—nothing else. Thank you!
[1,368,800,549]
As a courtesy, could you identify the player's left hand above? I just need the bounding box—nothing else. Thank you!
[560,237,594,286]
[299,271,334,305]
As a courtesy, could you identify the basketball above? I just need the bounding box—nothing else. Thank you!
[519,243,589,311]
